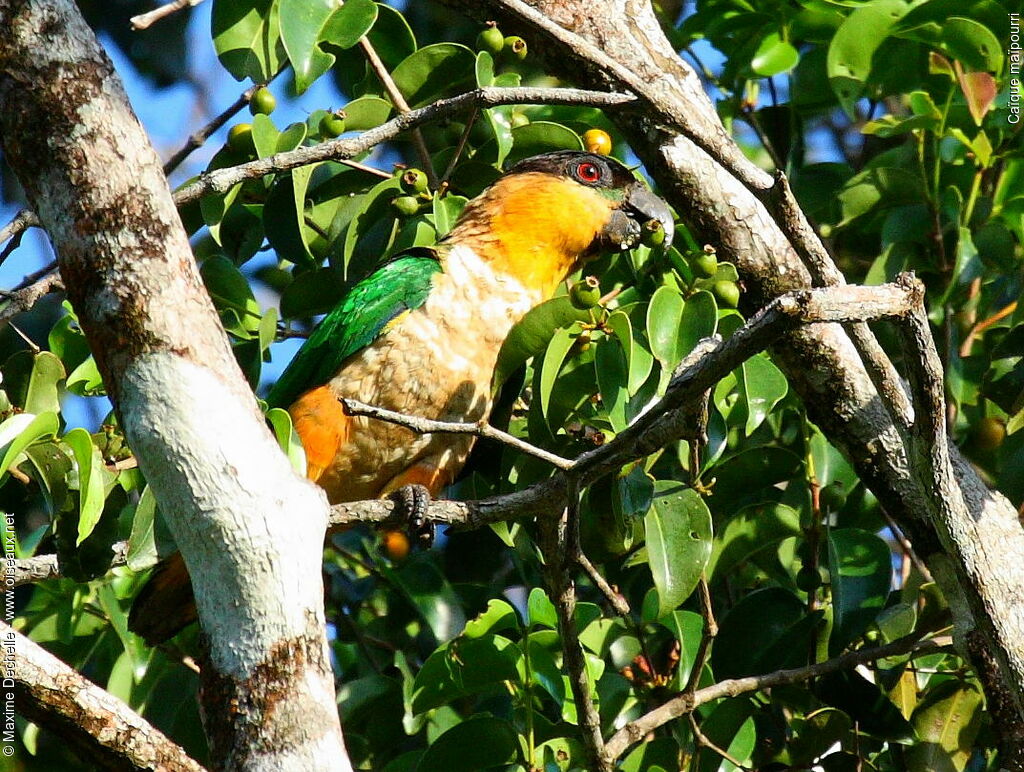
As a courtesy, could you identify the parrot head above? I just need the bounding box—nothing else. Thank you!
[444,150,674,298]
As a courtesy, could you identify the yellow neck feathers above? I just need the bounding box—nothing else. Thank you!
[444,172,615,298]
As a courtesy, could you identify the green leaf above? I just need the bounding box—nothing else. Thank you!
[430,194,468,237]
[697,699,756,772]
[66,356,104,396]
[751,32,799,76]
[826,0,911,115]
[828,528,892,652]
[494,297,590,389]
[503,122,582,166]
[266,407,306,475]
[464,598,519,639]
[0,412,59,485]
[412,634,522,713]
[64,428,107,546]
[739,353,788,435]
[538,325,578,422]
[606,310,654,396]
[707,502,802,581]
[713,587,816,680]
[126,485,159,571]
[201,255,261,338]
[279,0,337,93]
[905,680,984,772]
[937,17,1002,72]
[320,0,377,49]
[341,95,393,131]
[413,715,517,771]
[527,587,558,629]
[678,290,717,358]
[837,167,924,228]
[388,553,466,642]
[391,43,476,108]
[212,0,286,82]
[645,481,713,617]
[2,351,65,415]
[595,335,630,432]
[647,285,685,369]
[279,267,345,319]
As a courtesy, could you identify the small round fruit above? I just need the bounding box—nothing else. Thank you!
[819,482,847,511]
[504,35,528,60]
[712,280,740,308]
[640,219,666,248]
[692,250,718,278]
[476,24,505,54]
[401,168,429,194]
[569,276,601,309]
[391,195,421,217]
[583,128,612,155]
[974,416,1006,451]
[796,564,823,592]
[319,110,346,138]
[249,86,276,116]
[382,530,411,562]
[227,122,254,153]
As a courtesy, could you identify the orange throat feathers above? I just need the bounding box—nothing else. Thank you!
[445,172,616,297]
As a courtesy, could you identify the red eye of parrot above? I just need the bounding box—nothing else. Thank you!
[575,162,602,183]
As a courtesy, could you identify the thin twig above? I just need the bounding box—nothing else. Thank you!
[577,551,630,615]
[0,208,40,250]
[0,270,64,324]
[959,300,1018,357]
[603,634,947,760]
[130,0,205,30]
[683,576,716,695]
[359,36,440,189]
[162,83,261,175]
[340,398,574,470]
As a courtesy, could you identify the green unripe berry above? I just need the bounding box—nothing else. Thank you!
[249,86,276,116]
[477,24,505,54]
[401,168,429,194]
[973,416,1006,451]
[796,564,823,592]
[640,219,666,248]
[504,36,528,60]
[391,195,421,217]
[819,482,847,511]
[227,122,254,153]
[569,276,602,309]
[319,110,347,138]
[693,248,718,278]
[713,280,740,308]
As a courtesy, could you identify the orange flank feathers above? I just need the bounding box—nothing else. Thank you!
[289,385,350,484]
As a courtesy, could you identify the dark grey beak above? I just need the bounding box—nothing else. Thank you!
[624,184,674,249]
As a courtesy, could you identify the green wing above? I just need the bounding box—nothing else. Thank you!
[267,254,442,409]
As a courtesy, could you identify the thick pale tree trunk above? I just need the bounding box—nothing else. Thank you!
[0,1,351,769]
[444,0,1024,757]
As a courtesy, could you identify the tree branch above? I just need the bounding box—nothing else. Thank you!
[0,208,40,252]
[130,0,205,30]
[3,620,206,771]
[604,634,948,760]
[0,268,63,324]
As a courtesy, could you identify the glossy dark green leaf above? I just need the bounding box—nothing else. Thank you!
[739,353,788,435]
[411,634,522,713]
[710,447,804,513]
[126,485,159,571]
[279,0,337,93]
[320,0,377,49]
[815,669,915,742]
[201,255,261,337]
[387,553,466,642]
[595,334,630,432]
[413,715,517,771]
[828,528,892,653]
[790,709,853,767]
[501,122,582,167]
[707,502,802,581]
[645,481,713,617]
[2,350,65,415]
[279,268,345,319]
[697,698,756,772]
[391,43,475,108]
[338,176,402,273]
[494,297,590,389]
[538,324,579,422]
[606,310,654,396]
[647,285,685,370]
[212,0,285,82]
[712,587,814,680]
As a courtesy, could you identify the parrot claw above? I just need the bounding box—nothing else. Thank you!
[389,484,434,548]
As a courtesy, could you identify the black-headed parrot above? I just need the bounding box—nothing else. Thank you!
[128,150,674,644]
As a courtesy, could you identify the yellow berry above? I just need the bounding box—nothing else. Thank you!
[583,129,612,155]
[227,122,254,153]
[249,86,276,116]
